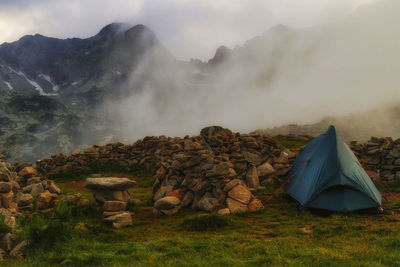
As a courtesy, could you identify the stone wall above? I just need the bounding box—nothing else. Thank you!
[151,126,295,215]
[350,137,400,182]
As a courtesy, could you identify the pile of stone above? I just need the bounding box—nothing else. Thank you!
[350,137,400,182]
[84,177,136,228]
[152,126,295,216]
[0,156,61,260]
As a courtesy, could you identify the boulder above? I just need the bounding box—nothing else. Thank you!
[228,185,252,205]
[84,177,136,191]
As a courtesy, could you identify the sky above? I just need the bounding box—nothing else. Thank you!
[0,0,378,60]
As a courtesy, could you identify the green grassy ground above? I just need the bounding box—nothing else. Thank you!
[5,136,400,266]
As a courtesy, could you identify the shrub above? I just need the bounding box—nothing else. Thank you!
[183,214,230,232]
[20,202,74,248]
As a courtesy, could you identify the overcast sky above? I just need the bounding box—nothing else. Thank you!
[0,0,378,60]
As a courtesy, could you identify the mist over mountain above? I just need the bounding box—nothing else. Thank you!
[0,0,399,162]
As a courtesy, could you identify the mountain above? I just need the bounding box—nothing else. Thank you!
[0,23,175,162]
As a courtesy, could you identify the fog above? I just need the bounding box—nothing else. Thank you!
[112,0,400,141]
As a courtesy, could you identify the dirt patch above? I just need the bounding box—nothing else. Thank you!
[63,180,90,192]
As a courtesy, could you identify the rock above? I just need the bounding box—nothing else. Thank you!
[217,208,230,215]
[1,192,13,208]
[242,152,262,165]
[197,193,219,212]
[18,166,38,177]
[212,162,231,176]
[168,189,183,200]
[223,179,243,192]
[25,183,45,197]
[103,212,132,228]
[181,191,194,207]
[226,198,248,213]
[246,165,259,189]
[0,233,12,252]
[228,185,252,205]
[49,181,61,194]
[37,191,57,209]
[103,201,127,212]
[160,206,180,215]
[0,182,11,193]
[0,208,17,229]
[153,185,174,202]
[9,240,28,257]
[248,198,264,212]
[257,162,275,177]
[92,190,130,203]
[26,177,42,186]
[154,196,181,210]
[84,177,136,191]
[60,193,82,206]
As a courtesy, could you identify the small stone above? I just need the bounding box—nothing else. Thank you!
[197,193,219,212]
[248,198,264,212]
[246,165,259,189]
[49,181,61,194]
[103,201,127,212]
[154,196,181,210]
[26,177,42,186]
[0,233,12,252]
[18,167,38,177]
[168,189,183,200]
[92,190,130,203]
[257,162,275,177]
[61,193,82,206]
[226,197,248,213]
[1,191,13,208]
[181,191,194,207]
[103,212,132,228]
[228,185,252,205]
[223,179,243,192]
[153,185,174,202]
[0,182,11,193]
[217,208,230,215]
[10,241,28,257]
[160,206,180,216]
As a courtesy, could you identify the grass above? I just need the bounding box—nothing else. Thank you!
[4,164,400,266]
[273,135,312,150]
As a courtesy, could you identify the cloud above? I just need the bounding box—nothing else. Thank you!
[0,0,378,60]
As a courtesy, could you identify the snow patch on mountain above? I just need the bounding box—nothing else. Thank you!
[8,67,58,96]
[39,73,60,92]
[4,81,13,90]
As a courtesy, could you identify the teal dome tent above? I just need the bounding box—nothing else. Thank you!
[285,126,382,212]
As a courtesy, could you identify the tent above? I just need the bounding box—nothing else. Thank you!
[285,125,382,212]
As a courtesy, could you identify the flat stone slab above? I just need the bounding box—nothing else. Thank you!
[84,177,136,191]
